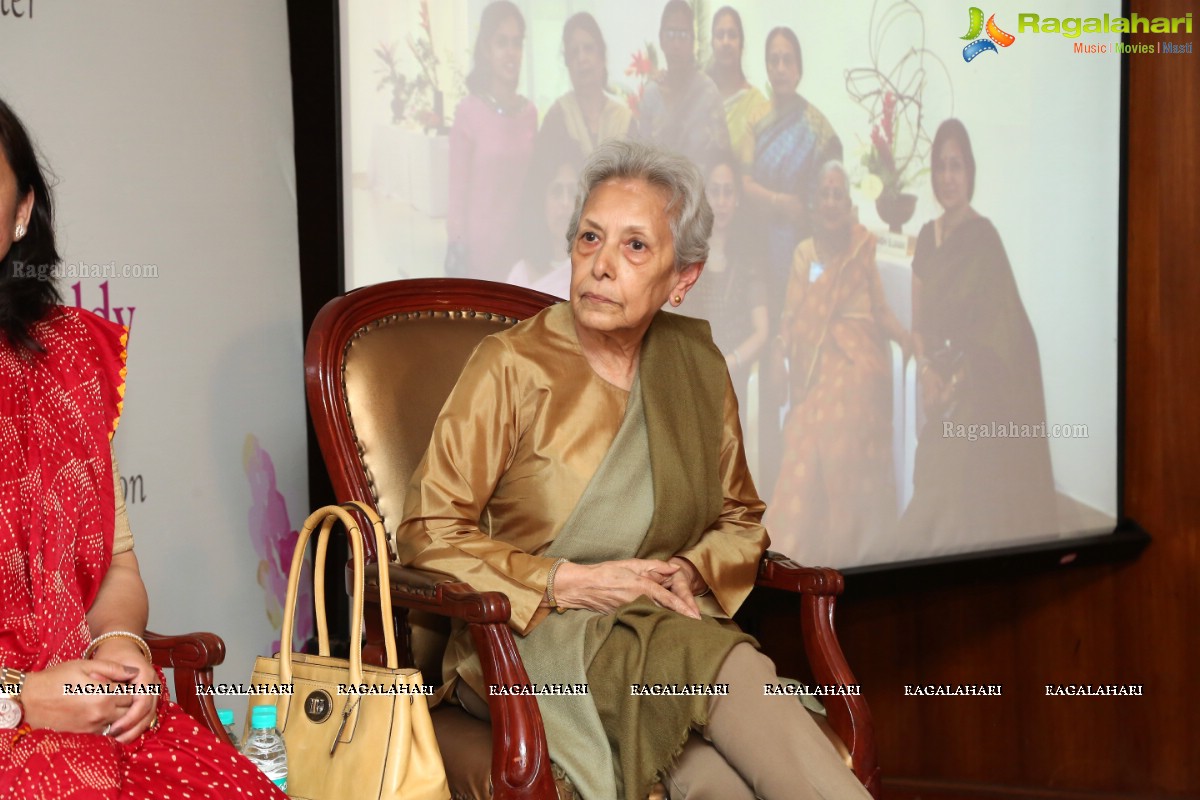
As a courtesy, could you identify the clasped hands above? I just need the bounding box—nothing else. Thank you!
[550,557,708,619]
[20,638,160,743]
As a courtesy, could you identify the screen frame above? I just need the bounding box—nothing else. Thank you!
[302,0,1146,593]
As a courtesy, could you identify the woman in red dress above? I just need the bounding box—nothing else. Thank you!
[0,97,285,798]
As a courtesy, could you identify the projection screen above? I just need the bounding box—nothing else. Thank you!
[339,0,1123,570]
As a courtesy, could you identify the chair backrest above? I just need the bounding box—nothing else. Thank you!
[305,278,560,673]
[306,278,559,541]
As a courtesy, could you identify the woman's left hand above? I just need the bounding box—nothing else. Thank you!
[552,560,701,618]
[663,557,707,619]
[90,638,159,743]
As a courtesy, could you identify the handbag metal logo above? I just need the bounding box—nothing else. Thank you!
[304,689,333,723]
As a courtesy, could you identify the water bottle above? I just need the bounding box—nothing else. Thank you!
[217,708,240,751]
[241,704,287,791]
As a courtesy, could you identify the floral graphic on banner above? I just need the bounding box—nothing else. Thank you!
[244,434,313,655]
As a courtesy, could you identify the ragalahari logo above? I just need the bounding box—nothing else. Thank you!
[961,7,1016,62]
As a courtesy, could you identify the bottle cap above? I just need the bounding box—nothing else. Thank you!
[250,704,278,729]
[218,708,235,726]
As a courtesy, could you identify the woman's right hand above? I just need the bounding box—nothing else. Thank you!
[920,368,958,419]
[19,659,141,735]
[552,559,701,619]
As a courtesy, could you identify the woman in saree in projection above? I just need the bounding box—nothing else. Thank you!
[766,162,909,566]
[742,26,843,323]
[706,6,768,161]
[538,12,632,157]
[899,119,1057,546]
[398,140,870,800]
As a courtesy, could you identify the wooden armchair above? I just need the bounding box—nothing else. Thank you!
[145,629,232,743]
[305,278,880,799]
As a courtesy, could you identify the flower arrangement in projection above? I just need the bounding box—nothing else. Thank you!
[374,43,417,125]
[844,1,953,198]
[861,90,906,199]
[373,0,450,133]
[620,43,659,116]
[844,0,953,230]
[244,434,313,655]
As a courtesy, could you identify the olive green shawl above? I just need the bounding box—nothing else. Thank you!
[514,313,754,799]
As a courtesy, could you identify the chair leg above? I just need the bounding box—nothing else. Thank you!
[467,622,558,800]
[800,592,881,798]
[357,599,391,671]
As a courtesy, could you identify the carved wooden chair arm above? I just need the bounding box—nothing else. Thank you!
[360,562,558,800]
[144,630,231,746]
[756,551,846,595]
[366,562,514,624]
[753,552,880,797]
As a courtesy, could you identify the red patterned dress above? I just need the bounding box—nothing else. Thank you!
[0,306,284,799]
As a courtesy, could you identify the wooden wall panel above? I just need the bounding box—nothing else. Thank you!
[804,3,1200,796]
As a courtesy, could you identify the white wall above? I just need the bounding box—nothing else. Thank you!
[1,1,308,692]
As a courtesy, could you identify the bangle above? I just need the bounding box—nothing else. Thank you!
[84,631,152,663]
[545,558,569,610]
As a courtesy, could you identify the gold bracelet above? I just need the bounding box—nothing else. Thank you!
[84,631,152,663]
[545,558,569,611]
[0,666,27,695]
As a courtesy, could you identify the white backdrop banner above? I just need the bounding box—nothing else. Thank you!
[0,2,310,699]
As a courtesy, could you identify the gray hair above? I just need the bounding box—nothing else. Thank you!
[818,160,850,186]
[565,139,713,270]
[811,160,850,210]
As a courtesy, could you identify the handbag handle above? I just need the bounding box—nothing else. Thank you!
[336,500,399,669]
[277,502,400,690]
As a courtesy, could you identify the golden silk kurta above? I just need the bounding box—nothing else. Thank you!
[396,302,768,693]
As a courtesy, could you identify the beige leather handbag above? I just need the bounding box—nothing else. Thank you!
[248,502,450,800]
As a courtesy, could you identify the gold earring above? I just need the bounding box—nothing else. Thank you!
[672,295,682,306]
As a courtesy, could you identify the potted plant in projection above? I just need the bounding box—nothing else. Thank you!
[863,91,919,234]
[845,0,950,235]
[370,0,458,216]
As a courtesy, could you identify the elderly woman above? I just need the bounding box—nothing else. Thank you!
[0,99,283,797]
[767,162,909,565]
[399,140,869,800]
[446,0,536,280]
[707,6,769,160]
[899,119,1056,544]
[742,27,842,322]
[538,12,632,156]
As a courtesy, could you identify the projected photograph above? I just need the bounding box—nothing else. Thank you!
[340,0,1120,571]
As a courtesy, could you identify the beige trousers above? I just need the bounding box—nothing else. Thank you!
[664,643,872,800]
[457,643,870,799]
